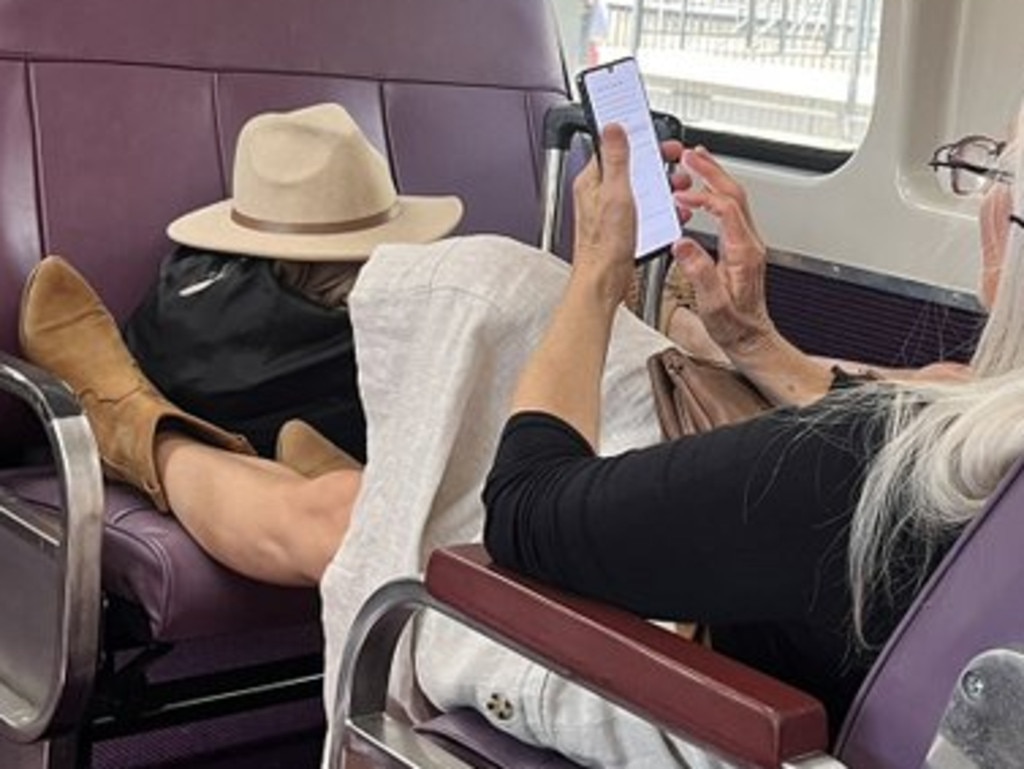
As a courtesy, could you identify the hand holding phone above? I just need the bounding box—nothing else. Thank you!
[577,57,682,262]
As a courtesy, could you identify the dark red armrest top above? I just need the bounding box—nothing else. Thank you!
[425,544,828,768]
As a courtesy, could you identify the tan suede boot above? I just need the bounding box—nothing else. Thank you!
[275,419,361,478]
[19,256,256,512]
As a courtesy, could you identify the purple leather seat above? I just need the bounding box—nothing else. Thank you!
[0,0,569,764]
[0,469,318,640]
[835,457,1024,766]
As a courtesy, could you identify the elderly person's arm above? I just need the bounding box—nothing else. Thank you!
[664,145,837,406]
[509,124,637,446]
[667,145,972,398]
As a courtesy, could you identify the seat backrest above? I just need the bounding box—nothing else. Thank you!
[836,458,1024,767]
[0,0,569,465]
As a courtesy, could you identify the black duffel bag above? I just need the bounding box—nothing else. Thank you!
[123,246,366,460]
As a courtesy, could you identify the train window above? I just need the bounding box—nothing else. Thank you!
[551,0,884,171]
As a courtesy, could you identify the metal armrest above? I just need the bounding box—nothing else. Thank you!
[425,544,829,768]
[0,351,103,743]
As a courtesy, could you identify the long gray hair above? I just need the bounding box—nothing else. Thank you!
[849,108,1024,645]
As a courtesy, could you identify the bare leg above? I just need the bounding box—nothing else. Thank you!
[155,433,361,586]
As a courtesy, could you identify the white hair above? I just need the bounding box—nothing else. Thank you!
[848,107,1024,645]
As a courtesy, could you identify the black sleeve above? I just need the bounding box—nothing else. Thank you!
[483,400,884,625]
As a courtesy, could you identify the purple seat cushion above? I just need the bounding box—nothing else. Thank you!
[0,467,318,642]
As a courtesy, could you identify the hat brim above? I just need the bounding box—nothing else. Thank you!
[167,195,464,262]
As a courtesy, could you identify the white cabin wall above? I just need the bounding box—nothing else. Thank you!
[700,0,1024,299]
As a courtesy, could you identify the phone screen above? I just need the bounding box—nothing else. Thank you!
[578,57,682,261]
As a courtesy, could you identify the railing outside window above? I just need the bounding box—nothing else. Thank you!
[570,0,883,155]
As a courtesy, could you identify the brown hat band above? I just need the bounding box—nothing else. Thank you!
[230,204,400,235]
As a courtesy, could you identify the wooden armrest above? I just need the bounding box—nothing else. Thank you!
[425,544,828,768]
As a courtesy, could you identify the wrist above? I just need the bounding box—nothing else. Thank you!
[568,262,630,314]
[729,332,834,406]
[719,320,782,363]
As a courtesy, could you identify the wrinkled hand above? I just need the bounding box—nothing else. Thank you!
[571,124,637,304]
[670,147,776,356]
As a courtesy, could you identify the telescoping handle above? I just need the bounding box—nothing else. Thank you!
[542,103,684,150]
[539,104,588,254]
[538,103,685,330]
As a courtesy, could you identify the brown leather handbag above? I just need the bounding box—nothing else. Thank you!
[646,347,773,439]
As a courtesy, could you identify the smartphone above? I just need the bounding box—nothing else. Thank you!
[577,57,682,262]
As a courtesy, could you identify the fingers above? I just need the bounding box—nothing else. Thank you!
[575,149,601,194]
[664,140,695,196]
[677,188,751,227]
[574,124,630,195]
[594,124,636,242]
[598,123,631,185]
[682,147,742,196]
[660,139,684,165]
[672,238,753,345]
[571,123,637,275]
[681,146,754,220]
[670,146,760,245]
[669,168,694,194]
[675,188,763,253]
[671,238,734,321]
[672,238,717,294]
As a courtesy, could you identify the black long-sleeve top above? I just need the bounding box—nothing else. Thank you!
[483,393,955,738]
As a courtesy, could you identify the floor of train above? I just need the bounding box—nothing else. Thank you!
[90,623,325,768]
[92,699,324,769]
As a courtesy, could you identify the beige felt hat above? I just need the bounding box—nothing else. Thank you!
[167,103,464,262]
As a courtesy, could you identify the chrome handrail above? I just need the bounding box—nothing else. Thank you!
[0,351,103,743]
